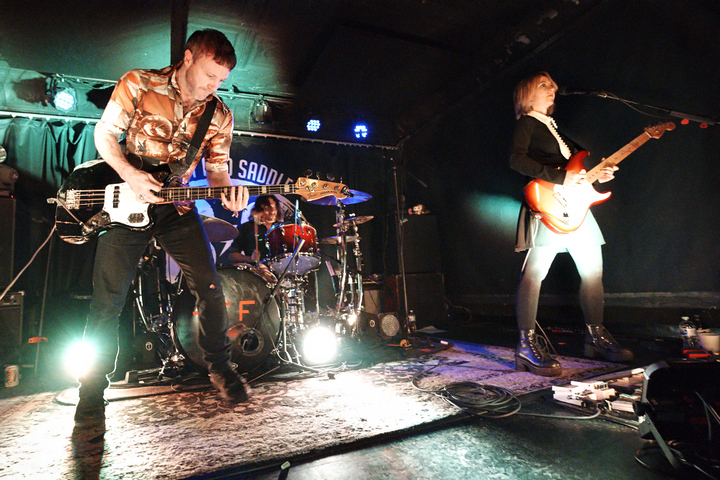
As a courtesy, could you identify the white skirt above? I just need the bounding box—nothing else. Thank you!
[515,203,605,252]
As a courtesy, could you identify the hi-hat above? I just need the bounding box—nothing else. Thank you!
[319,235,357,245]
[333,215,374,228]
[201,215,238,242]
[309,190,371,206]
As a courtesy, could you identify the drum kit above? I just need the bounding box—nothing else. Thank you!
[131,188,375,380]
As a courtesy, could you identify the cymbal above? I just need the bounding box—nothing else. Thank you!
[201,215,239,242]
[319,235,357,245]
[333,215,374,228]
[309,189,372,206]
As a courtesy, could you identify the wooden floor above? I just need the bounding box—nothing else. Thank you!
[0,315,708,480]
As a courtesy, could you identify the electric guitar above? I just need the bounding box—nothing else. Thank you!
[51,159,351,244]
[524,121,675,234]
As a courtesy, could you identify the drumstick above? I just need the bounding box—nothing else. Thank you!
[253,220,259,263]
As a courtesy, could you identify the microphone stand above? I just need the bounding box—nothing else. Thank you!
[389,152,431,347]
[562,90,718,125]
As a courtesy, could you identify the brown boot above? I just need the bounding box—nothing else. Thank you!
[515,329,562,377]
[584,324,633,362]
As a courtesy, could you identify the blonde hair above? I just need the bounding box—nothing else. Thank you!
[513,71,558,119]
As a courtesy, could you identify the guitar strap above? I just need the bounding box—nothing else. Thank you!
[168,96,218,177]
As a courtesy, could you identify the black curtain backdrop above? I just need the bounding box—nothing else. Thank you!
[401,0,720,307]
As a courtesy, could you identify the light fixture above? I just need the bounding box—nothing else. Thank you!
[250,96,272,124]
[48,76,77,112]
[353,123,368,139]
[64,341,96,378]
[301,326,338,365]
[306,118,321,132]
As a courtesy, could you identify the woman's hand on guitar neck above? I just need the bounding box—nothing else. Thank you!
[596,164,618,183]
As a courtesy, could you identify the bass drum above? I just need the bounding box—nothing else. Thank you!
[172,265,281,375]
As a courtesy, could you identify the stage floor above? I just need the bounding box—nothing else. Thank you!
[0,316,694,480]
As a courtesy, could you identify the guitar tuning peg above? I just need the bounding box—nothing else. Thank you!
[316,171,323,179]
[304,169,313,178]
[326,173,335,181]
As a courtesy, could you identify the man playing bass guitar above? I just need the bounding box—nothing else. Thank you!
[74,29,251,423]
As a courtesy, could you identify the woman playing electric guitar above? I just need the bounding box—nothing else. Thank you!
[509,71,633,377]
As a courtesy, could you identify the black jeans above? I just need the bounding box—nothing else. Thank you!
[81,204,230,385]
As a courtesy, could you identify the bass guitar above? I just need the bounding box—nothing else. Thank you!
[524,121,675,234]
[51,159,351,244]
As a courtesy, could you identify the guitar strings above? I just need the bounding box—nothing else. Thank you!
[70,185,301,208]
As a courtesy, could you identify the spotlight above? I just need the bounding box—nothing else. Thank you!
[306,118,321,132]
[301,326,338,365]
[353,123,368,139]
[250,96,272,124]
[49,76,77,112]
[64,341,95,378]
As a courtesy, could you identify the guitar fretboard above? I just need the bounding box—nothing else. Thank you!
[586,133,650,182]
[157,184,298,202]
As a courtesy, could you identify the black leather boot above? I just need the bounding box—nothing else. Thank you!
[74,374,109,424]
[515,329,562,377]
[584,324,634,362]
[209,364,251,403]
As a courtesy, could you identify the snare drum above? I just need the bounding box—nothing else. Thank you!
[265,222,320,275]
[172,265,281,375]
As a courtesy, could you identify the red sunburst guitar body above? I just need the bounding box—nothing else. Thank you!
[524,121,675,234]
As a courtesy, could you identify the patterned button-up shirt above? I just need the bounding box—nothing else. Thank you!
[96,63,234,184]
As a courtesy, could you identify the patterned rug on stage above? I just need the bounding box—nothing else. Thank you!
[0,341,623,480]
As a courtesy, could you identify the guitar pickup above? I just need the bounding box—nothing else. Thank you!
[552,192,568,208]
[127,213,147,225]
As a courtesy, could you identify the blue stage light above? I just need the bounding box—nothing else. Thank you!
[306,119,321,132]
[353,123,368,139]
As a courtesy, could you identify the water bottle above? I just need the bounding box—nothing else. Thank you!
[679,316,702,350]
[407,310,417,334]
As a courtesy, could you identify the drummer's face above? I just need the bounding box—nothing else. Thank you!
[261,201,278,223]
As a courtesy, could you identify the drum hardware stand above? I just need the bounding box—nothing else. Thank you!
[260,239,321,374]
[333,204,367,338]
[131,239,192,380]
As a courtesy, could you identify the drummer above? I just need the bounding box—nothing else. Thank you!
[228,195,282,265]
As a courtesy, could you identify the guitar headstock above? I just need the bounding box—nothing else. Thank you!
[293,177,351,202]
[645,121,676,139]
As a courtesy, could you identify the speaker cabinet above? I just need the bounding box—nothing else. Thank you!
[0,197,16,289]
[0,290,24,355]
[384,273,446,330]
[387,215,441,274]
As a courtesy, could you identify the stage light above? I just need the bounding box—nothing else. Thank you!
[306,119,321,132]
[64,341,95,378]
[250,96,272,124]
[353,123,368,139]
[48,76,77,112]
[301,326,337,365]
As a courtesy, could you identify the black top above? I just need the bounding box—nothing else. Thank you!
[230,220,272,261]
[509,115,577,185]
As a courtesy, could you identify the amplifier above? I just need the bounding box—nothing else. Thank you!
[0,290,24,354]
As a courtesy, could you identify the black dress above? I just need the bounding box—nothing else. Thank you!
[510,114,604,252]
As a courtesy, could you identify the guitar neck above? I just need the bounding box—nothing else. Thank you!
[157,184,297,203]
[585,130,652,183]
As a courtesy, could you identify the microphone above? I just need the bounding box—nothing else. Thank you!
[558,87,609,97]
[557,87,588,95]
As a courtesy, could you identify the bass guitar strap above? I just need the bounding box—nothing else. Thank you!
[168,96,218,177]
